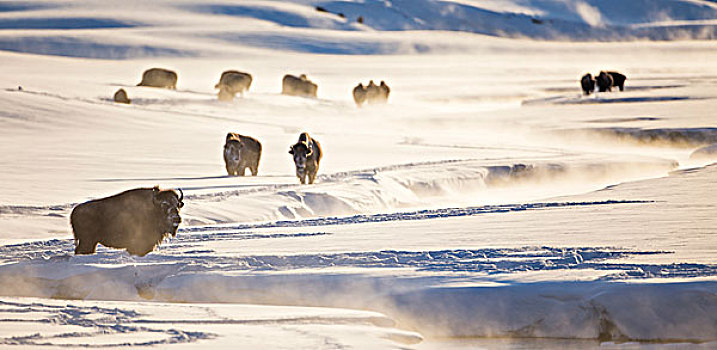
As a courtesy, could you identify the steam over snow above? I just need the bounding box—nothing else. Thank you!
[0,0,716,348]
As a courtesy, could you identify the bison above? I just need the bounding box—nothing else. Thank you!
[353,83,367,107]
[353,80,390,107]
[113,88,131,104]
[289,132,323,184]
[216,70,253,101]
[137,68,177,89]
[580,73,595,95]
[365,80,381,104]
[379,80,390,102]
[70,187,184,256]
[282,74,318,98]
[607,71,627,91]
[224,132,262,176]
[596,71,614,92]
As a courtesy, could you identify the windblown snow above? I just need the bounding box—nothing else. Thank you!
[0,0,715,348]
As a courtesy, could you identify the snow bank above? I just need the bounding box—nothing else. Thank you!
[390,281,717,341]
[184,157,677,224]
[0,297,421,348]
[0,243,714,342]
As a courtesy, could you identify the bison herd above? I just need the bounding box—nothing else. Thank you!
[72,130,323,256]
[581,71,627,95]
[114,67,390,106]
[353,80,390,107]
[87,66,628,257]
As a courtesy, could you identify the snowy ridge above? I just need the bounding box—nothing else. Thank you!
[0,158,676,230]
[181,200,653,233]
[180,157,678,224]
[0,241,715,342]
[0,0,716,61]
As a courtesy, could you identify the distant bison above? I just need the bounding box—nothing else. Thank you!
[113,88,131,104]
[580,73,595,95]
[216,70,252,101]
[596,71,614,92]
[607,71,626,91]
[365,80,381,103]
[289,132,322,184]
[224,132,262,176]
[354,80,390,107]
[137,68,177,89]
[353,83,367,107]
[378,80,390,102]
[70,187,184,256]
[282,74,318,98]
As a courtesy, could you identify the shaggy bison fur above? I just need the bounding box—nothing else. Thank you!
[137,68,177,89]
[70,187,184,256]
[596,71,614,92]
[289,132,322,184]
[282,74,318,98]
[224,132,262,176]
[580,73,595,95]
[607,71,627,91]
[216,70,253,101]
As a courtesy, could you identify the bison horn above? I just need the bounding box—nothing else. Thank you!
[177,188,184,202]
[152,186,161,204]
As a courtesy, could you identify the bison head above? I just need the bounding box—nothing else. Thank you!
[289,142,312,174]
[152,187,184,236]
[224,138,244,164]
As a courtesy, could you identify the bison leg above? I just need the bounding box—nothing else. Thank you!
[618,84,624,91]
[75,239,98,255]
[250,164,258,176]
[237,161,247,176]
[308,171,317,184]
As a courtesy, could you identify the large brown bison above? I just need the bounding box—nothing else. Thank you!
[70,187,184,256]
[607,71,627,91]
[224,132,262,176]
[282,74,318,98]
[289,132,322,184]
[580,73,595,95]
[216,70,252,101]
[137,68,177,89]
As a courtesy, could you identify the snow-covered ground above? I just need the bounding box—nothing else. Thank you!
[0,0,716,348]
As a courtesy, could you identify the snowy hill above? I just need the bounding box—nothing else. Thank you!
[0,0,716,348]
[0,0,715,59]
